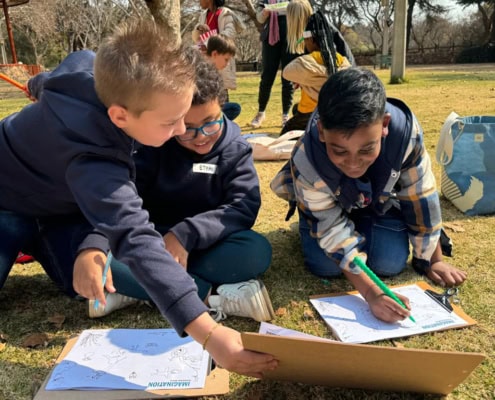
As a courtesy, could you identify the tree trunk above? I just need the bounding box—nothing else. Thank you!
[476,3,491,43]
[144,0,181,47]
[488,6,495,44]
[406,0,416,51]
[238,0,263,32]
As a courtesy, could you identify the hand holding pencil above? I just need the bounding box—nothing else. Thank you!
[354,256,415,323]
[73,249,116,306]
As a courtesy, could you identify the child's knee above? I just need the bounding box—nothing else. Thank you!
[368,255,408,277]
[304,256,342,278]
[236,230,272,273]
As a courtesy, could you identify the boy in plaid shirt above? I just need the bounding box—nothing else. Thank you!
[271,68,466,322]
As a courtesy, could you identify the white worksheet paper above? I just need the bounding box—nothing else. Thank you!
[45,329,210,391]
[310,284,468,344]
[259,321,335,342]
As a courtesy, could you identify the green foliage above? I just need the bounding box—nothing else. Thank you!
[1,66,495,400]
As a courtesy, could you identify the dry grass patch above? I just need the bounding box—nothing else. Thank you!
[1,65,494,400]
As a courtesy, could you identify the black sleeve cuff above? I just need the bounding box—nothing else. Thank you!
[412,257,431,275]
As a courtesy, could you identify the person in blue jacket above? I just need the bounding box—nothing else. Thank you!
[94,58,275,323]
[271,68,467,323]
[0,19,277,378]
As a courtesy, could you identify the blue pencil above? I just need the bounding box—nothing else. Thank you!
[93,252,113,310]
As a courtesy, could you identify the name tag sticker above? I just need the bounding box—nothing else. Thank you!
[193,163,218,174]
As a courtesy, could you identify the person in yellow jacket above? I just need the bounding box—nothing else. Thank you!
[281,11,352,135]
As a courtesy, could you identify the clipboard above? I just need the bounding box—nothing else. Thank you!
[34,336,229,400]
[310,281,476,343]
[241,332,485,395]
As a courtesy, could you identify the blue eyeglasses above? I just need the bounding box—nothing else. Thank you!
[177,114,224,142]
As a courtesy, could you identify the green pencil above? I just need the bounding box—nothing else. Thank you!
[353,256,416,323]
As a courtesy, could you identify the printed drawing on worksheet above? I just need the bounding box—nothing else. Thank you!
[45,329,210,391]
[310,284,469,343]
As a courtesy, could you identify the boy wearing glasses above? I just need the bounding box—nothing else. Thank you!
[97,58,275,323]
[1,20,278,378]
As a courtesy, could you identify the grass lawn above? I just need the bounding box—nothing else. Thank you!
[1,66,494,400]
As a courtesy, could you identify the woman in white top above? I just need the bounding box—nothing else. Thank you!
[192,0,244,91]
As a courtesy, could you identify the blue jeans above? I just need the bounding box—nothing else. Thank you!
[0,210,38,289]
[110,230,272,300]
[0,209,86,296]
[222,102,241,121]
[299,208,409,278]
[30,216,88,297]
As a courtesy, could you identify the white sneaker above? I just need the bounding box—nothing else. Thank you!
[250,112,266,129]
[208,279,275,322]
[282,113,289,127]
[88,293,140,318]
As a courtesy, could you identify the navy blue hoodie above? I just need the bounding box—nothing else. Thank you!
[0,50,208,334]
[135,117,260,251]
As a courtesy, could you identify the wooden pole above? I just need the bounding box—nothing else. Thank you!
[381,0,390,67]
[1,0,18,63]
[391,0,407,81]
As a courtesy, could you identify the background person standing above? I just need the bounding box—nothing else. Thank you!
[192,0,244,101]
[250,0,312,129]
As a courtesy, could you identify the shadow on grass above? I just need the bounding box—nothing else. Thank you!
[0,274,73,400]
[417,73,495,83]
[230,378,444,400]
[0,360,51,400]
[0,273,91,354]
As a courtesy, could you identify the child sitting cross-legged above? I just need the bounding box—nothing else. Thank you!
[204,34,241,121]
[93,56,275,324]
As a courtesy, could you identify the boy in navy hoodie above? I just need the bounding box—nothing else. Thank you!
[271,68,467,323]
[95,58,275,323]
[0,19,276,378]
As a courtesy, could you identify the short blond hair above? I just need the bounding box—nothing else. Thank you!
[286,0,313,54]
[95,18,196,115]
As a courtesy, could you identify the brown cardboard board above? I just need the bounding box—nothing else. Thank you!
[242,332,485,395]
[34,336,229,400]
[310,281,477,342]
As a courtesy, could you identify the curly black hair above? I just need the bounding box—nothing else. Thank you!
[192,55,226,106]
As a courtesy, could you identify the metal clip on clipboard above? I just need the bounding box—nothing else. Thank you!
[424,287,459,313]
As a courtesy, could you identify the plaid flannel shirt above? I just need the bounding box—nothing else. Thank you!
[270,117,442,273]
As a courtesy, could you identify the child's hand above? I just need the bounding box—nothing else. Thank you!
[367,290,411,323]
[73,249,116,305]
[261,8,271,18]
[202,323,278,378]
[25,89,37,102]
[427,261,467,287]
[163,232,189,269]
[196,24,210,34]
